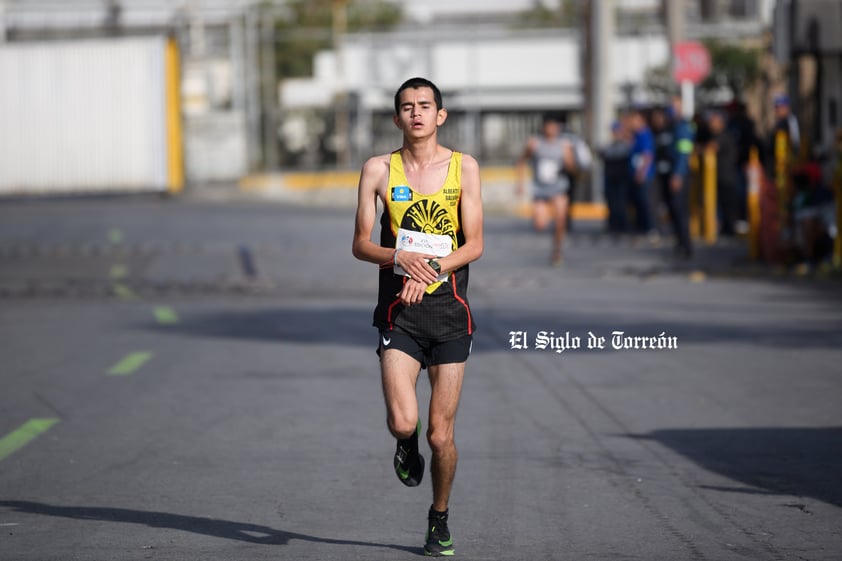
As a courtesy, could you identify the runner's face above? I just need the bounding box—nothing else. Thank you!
[394,87,445,135]
[542,120,560,138]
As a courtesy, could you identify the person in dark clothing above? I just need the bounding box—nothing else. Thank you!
[600,121,633,234]
[772,94,801,160]
[708,110,740,236]
[726,101,762,225]
[652,106,674,235]
[651,96,695,257]
[791,160,834,268]
[628,108,656,236]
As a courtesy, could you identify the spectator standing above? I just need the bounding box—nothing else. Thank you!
[663,95,696,258]
[708,110,740,236]
[652,106,674,235]
[771,94,801,161]
[600,121,633,235]
[559,114,592,232]
[727,100,762,229]
[628,108,656,237]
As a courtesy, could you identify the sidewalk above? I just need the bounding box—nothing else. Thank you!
[188,166,608,220]
[183,170,842,284]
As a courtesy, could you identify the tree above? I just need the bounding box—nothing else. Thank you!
[644,39,762,104]
[514,0,583,29]
[698,39,761,99]
[274,0,403,79]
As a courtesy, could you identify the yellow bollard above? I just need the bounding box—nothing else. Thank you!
[703,148,717,245]
[165,37,185,194]
[835,183,842,268]
[830,130,842,268]
[746,146,761,260]
[689,153,701,239]
[774,129,789,237]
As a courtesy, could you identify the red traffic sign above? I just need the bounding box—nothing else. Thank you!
[672,41,711,85]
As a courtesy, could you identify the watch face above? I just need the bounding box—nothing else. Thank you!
[430,260,441,273]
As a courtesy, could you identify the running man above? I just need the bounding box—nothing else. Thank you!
[352,77,483,557]
[516,113,576,266]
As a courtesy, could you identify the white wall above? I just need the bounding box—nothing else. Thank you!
[0,37,171,194]
[281,30,669,112]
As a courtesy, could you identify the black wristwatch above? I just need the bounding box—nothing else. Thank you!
[428,259,441,274]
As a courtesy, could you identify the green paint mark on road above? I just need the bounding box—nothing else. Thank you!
[0,418,60,462]
[108,229,124,244]
[154,306,179,325]
[109,264,129,280]
[113,283,137,300]
[108,352,153,376]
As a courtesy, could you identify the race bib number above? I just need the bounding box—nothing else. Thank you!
[536,158,560,184]
[394,228,452,283]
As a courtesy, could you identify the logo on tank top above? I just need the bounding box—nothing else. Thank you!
[391,185,412,202]
[401,199,456,248]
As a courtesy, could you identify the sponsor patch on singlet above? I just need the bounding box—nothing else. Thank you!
[391,185,412,202]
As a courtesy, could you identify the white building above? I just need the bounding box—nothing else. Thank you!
[1,0,258,186]
[0,0,779,182]
[773,0,842,156]
[281,0,776,166]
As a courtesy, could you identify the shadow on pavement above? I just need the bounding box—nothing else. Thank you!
[139,307,375,347]
[478,307,842,351]
[135,301,841,354]
[628,427,842,508]
[0,500,421,554]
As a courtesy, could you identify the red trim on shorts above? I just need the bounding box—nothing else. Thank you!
[386,277,406,330]
[386,298,402,330]
[450,271,472,334]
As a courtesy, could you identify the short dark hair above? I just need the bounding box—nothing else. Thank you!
[394,77,443,115]
[542,112,565,125]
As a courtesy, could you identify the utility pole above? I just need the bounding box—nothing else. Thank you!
[245,5,263,171]
[665,0,685,47]
[332,0,350,168]
[588,0,615,203]
[0,0,6,43]
[188,0,206,57]
[261,11,279,170]
[665,0,692,117]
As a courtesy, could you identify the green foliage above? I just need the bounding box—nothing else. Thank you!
[644,39,762,103]
[514,0,582,28]
[699,39,761,97]
[274,0,403,79]
[643,64,675,104]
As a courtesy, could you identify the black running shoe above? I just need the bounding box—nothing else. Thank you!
[424,506,454,557]
[394,420,424,487]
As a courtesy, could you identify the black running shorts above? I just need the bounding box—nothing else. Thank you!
[376,327,472,369]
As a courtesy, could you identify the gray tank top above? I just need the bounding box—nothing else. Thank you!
[531,136,569,190]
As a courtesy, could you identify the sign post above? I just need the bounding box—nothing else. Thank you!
[672,41,711,118]
[673,41,712,243]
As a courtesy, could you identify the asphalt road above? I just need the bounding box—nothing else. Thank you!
[1,196,841,561]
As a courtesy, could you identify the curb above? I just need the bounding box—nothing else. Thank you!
[232,168,608,220]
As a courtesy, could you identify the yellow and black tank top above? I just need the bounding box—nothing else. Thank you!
[373,150,475,340]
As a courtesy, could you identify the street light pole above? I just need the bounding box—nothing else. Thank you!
[332,0,350,168]
[1,0,8,43]
[665,0,692,117]
[261,12,279,170]
[589,0,615,204]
